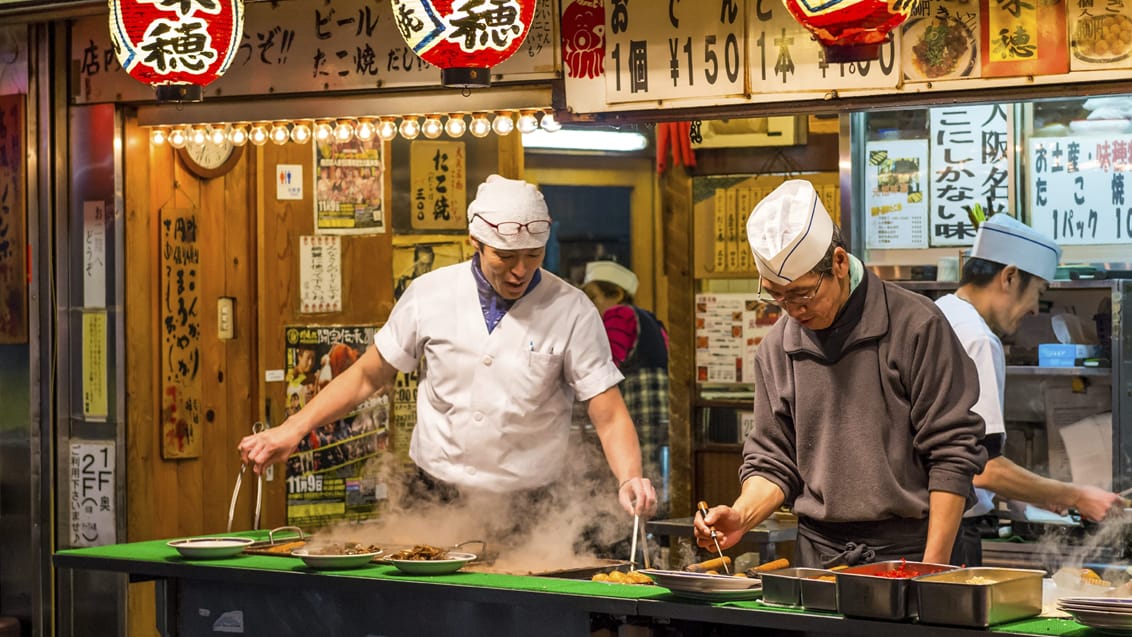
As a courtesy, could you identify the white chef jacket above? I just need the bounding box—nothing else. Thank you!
[936,293,1006,517]
[375,260,624,492]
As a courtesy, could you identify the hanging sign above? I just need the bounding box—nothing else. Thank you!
[160,208,202,459]
[69,441,116,547]
[410,140,467,231]
[928,104,1010,246]
[390,0,537,88]
[781,0,914,63]
[108,0,244,102]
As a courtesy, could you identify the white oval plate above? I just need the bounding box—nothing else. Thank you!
[167,537,255,559]
[385,552,477,575]
[292,548,383,570]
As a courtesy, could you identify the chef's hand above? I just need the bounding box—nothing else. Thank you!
[238,422,304,474]
[618,477,657,517]
[693,504,747,551]
[1072,485,1128,522]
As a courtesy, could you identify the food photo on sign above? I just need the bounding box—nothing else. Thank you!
[902,5,979,81]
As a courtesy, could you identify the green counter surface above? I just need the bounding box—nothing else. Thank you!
[55,532,1096,636]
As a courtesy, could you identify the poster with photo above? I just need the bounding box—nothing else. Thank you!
[391,236,474,300]
[314,137,385,235]
[284,325,390,528]
[694,293,781,384]
[864,139,930,249]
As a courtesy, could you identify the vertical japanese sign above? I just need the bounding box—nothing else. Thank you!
[0,95,26,344]
[160,208,202,459]
[929,104,1010,246]
[83,201,107,308]
[409,140,467,231]
[1069,1,1132,71]
[979,0,1067,77]
[864,139,929,249]
[750,0,900,93]
[604,0,746,104]
[82,310,108,420]
[299,235,342,314]
[283,325,390,528]
[314,137,385,235]
[70,441,116,547]
[1029,134,1132,245]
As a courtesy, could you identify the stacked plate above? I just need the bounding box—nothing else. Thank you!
[638,569,762,601]
[1057,597,1132,634]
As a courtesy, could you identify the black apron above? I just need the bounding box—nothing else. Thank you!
[796,516,930,569]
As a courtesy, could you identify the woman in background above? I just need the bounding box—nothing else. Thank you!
[583,261,670,516]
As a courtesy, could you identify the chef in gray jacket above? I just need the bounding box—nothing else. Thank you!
[695,180,987,568]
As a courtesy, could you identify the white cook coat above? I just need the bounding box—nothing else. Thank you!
[375,260,624,492]
[936,293,1006,517]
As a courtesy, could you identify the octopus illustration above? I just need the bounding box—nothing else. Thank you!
[562,0,604,79]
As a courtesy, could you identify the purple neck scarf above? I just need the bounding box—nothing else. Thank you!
[472,253,542,334]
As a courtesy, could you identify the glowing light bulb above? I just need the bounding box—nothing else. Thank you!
[399,116,421,140]
[314,120,334,143]
[189,126,207,145]
[355,118,376,142]
[208,125,228,146]
[168,128,188,149]
[334,119,354,143]
[421,116,443,139]
[492,112,515,136]
[378,117,398,141]
[445,114,467,138]
[469,113,491,138]
[516,110,539,135]
[249,123,269,146]
[150,127,168,146]
[228,125,249,146]
[541,110,562,132]
[269,121,290,145]
[290,121,312,144]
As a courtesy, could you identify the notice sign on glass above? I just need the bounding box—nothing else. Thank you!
[928,104,1010,247]
[864,139,929,249]
[1029,134,1132,245]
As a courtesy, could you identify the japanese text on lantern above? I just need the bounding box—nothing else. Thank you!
[160,208,202,458]
[410,140,467,231]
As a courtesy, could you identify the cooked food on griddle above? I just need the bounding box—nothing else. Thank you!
[591,570,654,585]
[306,542,381,556]
[388,544,449,560]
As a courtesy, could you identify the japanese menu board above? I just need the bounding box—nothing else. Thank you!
[283,325,390,528]
[1029,133,1132,245]
[694,293,780,384]
[409,140,466,232]
[160,208,202,459]
[864,139,929,250]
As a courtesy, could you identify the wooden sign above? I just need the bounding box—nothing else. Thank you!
[409,141,467,231]
[0,94,26,344]
[160,208,202,459]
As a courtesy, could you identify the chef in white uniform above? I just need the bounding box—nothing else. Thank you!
[240,174,657,517]
[937,214,1124,566]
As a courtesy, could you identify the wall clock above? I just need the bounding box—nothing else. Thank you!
[177,138,244,179]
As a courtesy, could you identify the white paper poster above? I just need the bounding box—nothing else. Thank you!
[694,293,780,384]
[1029,133,1132,245]
[69,441,115,547]
[928,104,1010,246]
[83,201,106,308]
[299,235,343,313]
[864,139,930,249]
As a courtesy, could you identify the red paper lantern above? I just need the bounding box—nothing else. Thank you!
[782,0,913,63]
[108,0,244,103]
[391,0,537,89]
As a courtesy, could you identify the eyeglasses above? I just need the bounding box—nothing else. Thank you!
[756,271,826,310]
[471,213,551,236]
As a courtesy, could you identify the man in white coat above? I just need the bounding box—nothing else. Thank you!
[240,175,657,518]
[936,214,1124,566]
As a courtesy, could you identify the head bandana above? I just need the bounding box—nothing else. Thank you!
[747,180,835,285]
[970,214,1061,282]
[467,174,551,250]
[584,261,639,295]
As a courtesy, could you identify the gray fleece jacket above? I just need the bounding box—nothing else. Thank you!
[740,271,987,522]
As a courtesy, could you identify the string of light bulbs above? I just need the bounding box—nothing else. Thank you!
[149,109,562,147]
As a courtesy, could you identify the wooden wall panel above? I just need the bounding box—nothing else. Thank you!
[662,167,694,518]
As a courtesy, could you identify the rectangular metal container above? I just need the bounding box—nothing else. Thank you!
[913,567,1044,627]
[760,567,830,607]
[836,561,957,620]
[799,571,838,612]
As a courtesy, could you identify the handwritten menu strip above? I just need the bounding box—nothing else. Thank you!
[0,95,26,344]
[409,141,467,231]
[300,235,343,314]
[1029,134,1132,245]
[928,104,1010,246]
[160,208,202,459]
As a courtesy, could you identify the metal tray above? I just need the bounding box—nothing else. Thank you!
[799,571,838,612]
[836,561,956,620]
[913,567,1044,627]
[759,567,830,607]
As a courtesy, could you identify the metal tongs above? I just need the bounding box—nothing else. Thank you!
[629,513,651,571]
[227,421,267,533]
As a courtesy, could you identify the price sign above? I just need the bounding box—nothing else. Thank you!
[1029,134,1132,245]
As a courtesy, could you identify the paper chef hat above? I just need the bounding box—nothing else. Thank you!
[584,261,639,296]
[970,214,1061,282]
[467,174,551,250]
[747,180,834,285]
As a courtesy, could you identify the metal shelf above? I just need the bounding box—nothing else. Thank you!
[1005,365,1110,377]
